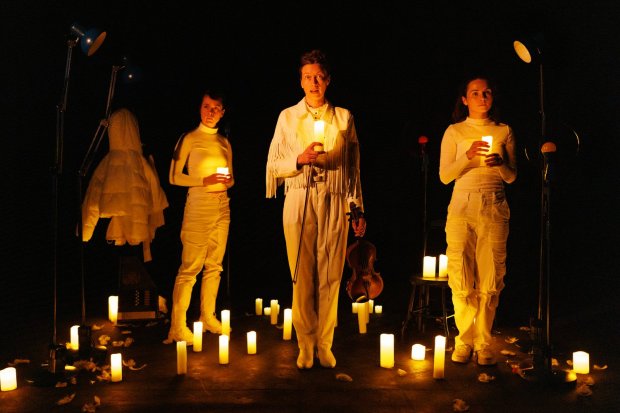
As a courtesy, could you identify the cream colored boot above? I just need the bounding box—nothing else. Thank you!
[167,282,194,345]
[199,275,223,334]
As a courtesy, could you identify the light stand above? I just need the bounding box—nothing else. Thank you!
[43,23,106,383]
[513,36,575,385]
[75,63,126,359]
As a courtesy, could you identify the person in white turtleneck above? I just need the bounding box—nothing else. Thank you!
[166,90,234,345]
[266,49,366,369]
[439,76,517,366]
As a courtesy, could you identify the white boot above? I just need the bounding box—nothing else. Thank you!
[167,281,194,345]
[199,275,223,334]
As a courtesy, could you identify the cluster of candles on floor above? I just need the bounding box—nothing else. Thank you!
[0,296,595,392]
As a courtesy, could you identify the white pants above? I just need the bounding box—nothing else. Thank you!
[283,184,348,352]
[170,191,230,332]
[445,190,509,350]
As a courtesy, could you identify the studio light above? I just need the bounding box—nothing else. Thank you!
[70,23,107,56]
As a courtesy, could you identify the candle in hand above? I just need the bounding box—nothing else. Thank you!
[313,120,325,151]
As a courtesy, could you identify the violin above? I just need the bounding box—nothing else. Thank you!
[345,202,384,301]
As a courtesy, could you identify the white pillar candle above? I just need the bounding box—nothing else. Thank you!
[255,298,263,315]
[352,302,359,313]
[357,303,367,334]
[221,310,231,336]
[111,353,122,382]
[216,167,229,175]
[247,331,257,354]
[219,335,229,364]
[573,351,590,374]
[438,254,448,278]
[0,367,17,391]
[411,344,426,360]
[270,300,279,325]
[481,135,493,152]
[423,256,436,277]
[433,335,446,379]
[283,308,292,340]
[374,305,383,314]
[176,341,187,375]
[313,120,325,151]
[70,325,80,350]
[108,295,118,324]
[368,299,374,314]
[380,334,395,368]
[263,306,271,316]
[193,322,203,352]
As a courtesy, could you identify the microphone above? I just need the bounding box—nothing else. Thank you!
[541,141,556,182]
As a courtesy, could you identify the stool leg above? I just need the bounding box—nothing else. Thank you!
[400,283,416,338]
[441,286,449,338]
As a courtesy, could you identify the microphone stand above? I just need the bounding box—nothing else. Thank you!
[522,143,574,385]
[75,65,125,359]
[420,143,429,260]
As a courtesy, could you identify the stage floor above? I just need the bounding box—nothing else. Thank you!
[1,296,617,413]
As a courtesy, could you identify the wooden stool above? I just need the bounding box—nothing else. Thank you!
[401,274,454,338]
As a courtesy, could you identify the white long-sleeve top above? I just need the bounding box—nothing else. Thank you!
[169,123,234,193]
[266,99,363,211]
[439,117,517,192]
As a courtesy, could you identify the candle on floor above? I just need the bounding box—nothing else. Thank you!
[433,335,446,379]
[573,351,589,374]
[0,367,17,391]
[193,322,203,352]
[221,310,231,336]
[177,341,187,375]
[368,299,374,314]
[264,306,271,316]
[357,303,367,334]
[219,335,229,364]
[108,295,118,324]
[255,298,263,315]
[411,344,426,360]
[374,305,383,314]
[423,256,436,277]
[283,308,292,340]
[270,300,279,325]
[247,331,257,354]
[380,334,395,368]
[70,325,79,350]
[438,254,448,278]
[111,353,122,382]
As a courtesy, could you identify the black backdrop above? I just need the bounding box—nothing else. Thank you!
[2,1,618,353]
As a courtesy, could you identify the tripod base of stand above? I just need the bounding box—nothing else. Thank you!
[519,362,577,387]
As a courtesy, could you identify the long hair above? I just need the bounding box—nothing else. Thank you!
[451,75,501,124]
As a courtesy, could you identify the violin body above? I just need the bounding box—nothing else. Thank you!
[345,203,384,301]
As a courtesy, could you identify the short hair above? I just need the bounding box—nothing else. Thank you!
[299,49,331,79]
[451,75,501,124]
[202,88,226,108]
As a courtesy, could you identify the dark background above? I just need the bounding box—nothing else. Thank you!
[1,1,618,355]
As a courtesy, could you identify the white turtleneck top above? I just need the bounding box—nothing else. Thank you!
[439,117,516,192]
[170,123,234,193]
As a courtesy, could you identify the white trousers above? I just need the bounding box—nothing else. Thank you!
[283,184,348,352]
[445,190,509,350]
[170,191,230,332]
